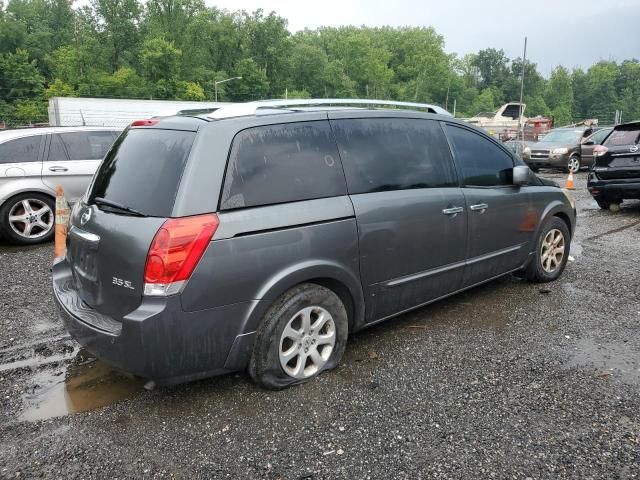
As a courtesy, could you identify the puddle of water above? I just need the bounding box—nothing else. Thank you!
[566,338,640,385]
[21,352,144,422]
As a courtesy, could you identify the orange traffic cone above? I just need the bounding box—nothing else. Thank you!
[564,171,575,190]
[54,185,70,261]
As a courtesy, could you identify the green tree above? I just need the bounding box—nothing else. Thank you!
[586,61,618,124]
[0,49,44,101]
[227,57,269,101]
[90,0,141,70]
[139,36,181,83]
[471,48,509,89]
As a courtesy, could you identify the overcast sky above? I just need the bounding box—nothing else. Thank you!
[209,0,640,75]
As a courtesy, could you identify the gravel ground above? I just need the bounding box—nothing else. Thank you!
[1,172,639,479]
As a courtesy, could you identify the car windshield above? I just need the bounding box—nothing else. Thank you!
[540,129,583,143]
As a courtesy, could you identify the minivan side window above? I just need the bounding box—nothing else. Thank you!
[0,136,42,164]
[446,125,514,187]
[59,131,116,160]
[331,118,457,194]
[221,121,347,210]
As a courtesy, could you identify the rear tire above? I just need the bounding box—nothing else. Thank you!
[0,193,56,245]
[595,198,610,210]
[249,283,348,390]
[524,217,570,283]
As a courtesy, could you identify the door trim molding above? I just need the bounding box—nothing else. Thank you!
[383,243,526,289]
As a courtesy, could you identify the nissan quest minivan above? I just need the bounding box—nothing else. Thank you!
[52,100,576,389]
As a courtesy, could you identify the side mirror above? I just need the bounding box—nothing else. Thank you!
[513,165,530,186]
[583,140,595,146]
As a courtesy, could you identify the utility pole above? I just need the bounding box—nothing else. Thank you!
[517,37,527,140]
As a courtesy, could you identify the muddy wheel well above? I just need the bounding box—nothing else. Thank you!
[308,278,355,332]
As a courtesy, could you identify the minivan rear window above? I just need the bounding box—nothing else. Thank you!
[88,129,195,217]
[220,121,346,210]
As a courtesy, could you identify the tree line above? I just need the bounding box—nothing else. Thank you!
[0,0,639,127]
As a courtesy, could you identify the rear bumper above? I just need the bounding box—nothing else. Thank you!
[52,260,260,384]
[587,172,640,200]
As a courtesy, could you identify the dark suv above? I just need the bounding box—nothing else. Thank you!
[52,100,576,389]
[588,121,640,209]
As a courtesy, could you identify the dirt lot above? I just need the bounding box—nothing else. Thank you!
[1,172,639,479]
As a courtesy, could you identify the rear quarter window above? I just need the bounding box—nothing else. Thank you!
[88,129,195,217]
[0,136,42,164]
[220,121,346,210]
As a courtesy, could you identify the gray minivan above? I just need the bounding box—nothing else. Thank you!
[52,100,576,389]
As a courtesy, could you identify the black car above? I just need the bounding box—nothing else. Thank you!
[587,121,640,209]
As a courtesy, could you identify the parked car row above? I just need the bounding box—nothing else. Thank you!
[520,125,611,173]
[0,127,121,244]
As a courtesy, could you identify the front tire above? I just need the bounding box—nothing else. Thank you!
[0,193,55,245]
[249,283,349,390]
[524,217,570,283]
[567,155,581,173]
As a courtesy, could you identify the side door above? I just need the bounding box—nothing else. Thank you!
[444,123,534,288]
[330,116,467,322]
[41,130,117,202]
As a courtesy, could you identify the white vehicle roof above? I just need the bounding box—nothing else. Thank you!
[0,126,122,143]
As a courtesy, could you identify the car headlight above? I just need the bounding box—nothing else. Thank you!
[552,148,569,154]
[523,147,531,155]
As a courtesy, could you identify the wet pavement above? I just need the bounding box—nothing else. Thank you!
[1,171,639,479]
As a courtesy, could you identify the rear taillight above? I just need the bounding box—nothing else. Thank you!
[593,145,608,157]
[143,214,219,296]
[130,118,159,127]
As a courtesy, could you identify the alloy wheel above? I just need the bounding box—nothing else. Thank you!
[568,156,580,173]
[279,306,336,379]
[8,198,54,240]
[540,228,565,273]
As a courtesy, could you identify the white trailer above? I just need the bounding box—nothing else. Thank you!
[48,97,230,128]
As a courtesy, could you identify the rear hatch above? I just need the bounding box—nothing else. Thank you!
[594,123,640,180]
[66,126,197,320]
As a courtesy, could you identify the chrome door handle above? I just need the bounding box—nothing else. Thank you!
[442,206,464,216]
[470,203,489,212]
[49,166,68,172]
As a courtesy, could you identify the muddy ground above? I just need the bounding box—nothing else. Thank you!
[1,172,639,479]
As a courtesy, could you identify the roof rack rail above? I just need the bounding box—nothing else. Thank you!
[207,98,452,119]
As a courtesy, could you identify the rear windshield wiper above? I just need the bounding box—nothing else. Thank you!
[93,197,145,217]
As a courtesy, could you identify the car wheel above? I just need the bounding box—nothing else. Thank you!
[249,283,348,390]
[595,198,610,210]
[567,155,581,173]
[0,193,55,245]
[524,217,570,283]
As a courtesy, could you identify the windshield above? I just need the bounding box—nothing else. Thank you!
[540,129,583,143]
[88,129,195,217]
